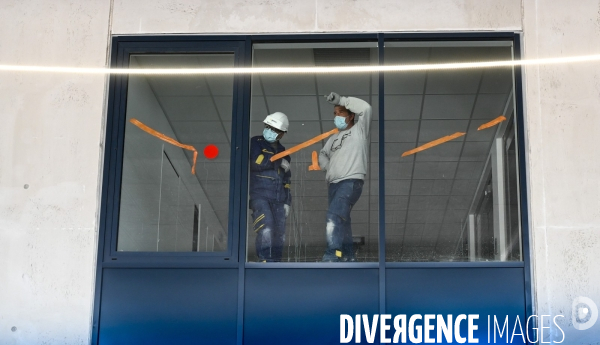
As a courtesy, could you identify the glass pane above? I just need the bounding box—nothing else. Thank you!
[117,54,234,252]
[384,42,521,262]
[247,43,379,262]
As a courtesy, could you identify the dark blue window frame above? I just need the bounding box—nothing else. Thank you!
[93,32,532,344]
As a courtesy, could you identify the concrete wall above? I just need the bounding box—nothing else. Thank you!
[522,0,600,343]
[0,1,112,344]
[1,0,599,343]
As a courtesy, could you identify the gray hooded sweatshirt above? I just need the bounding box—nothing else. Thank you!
[319,96,372,184]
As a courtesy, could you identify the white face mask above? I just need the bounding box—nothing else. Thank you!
[334,116,348,130]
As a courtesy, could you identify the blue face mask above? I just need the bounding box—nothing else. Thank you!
[334,116,348,130]
[263,128,279,143]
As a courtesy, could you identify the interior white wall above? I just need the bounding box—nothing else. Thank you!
[2,0,600,344]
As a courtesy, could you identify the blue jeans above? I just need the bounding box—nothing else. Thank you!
[250,198,286,262]
[322,179,364,262]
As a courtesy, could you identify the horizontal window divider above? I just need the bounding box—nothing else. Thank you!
[102,261,239,269]
[245,262,379,269]
[385,262,524,268]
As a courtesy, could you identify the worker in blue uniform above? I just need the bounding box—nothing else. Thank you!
[249,112,292,262]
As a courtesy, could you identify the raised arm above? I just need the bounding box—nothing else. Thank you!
[339,96,372,134]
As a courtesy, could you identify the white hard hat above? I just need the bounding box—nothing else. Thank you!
[263,112,289,132]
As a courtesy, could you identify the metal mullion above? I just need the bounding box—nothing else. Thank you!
[235,35,253,345]
[107,45,131,259]
[377,33,386,316]
[512,33,535,342]
[91,35,122,345]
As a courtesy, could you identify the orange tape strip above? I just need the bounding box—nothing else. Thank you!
[401,132,466,157]
[308,151,321,171]
[270,128,339,162]
[477,115,507,130]
[130,118,198,174]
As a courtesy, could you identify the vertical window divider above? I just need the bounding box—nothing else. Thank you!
[236,35,253,345]
[377,33,386,315]
[512,33,535,334]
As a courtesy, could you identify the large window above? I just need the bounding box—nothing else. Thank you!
[117,54,235,253]
[246,43,379,262]
[108,37,523,263]
[383,41,520,262]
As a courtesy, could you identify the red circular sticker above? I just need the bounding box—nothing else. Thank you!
[203,144,219,159]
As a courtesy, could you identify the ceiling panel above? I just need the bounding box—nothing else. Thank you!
[465,121,496,142]
[260,74,317,96]
[213,96,233,120]
[443,209,467,223]
[447,195,472,210]
[196,54,235,67]
[423,223,442,233]
[384,95,423,120]
[413,141,463,162]
[413,162,458,180]
[472,94,509,119]
[455,161,485,179]
[417,119,469,142]
[382,120,420,143]
[250,96,268,118]
[480,68,513,94]
[409,180,435,195]
[426,70,482,94]
[253,49,317,95]
[404,236,423,247]
[158,96,220,121]
[386,212,407,224]
[385,179,411,195]
[451,179,479,196]
[383,162,413,179]
[251,77,263,96]
[407,209,445,223]
[384,47,429,94]
[385,72,427,95]
[146,75,210,97]
[461,141,490,162]
[266,96,320,121]
[430,179,454,195]
[421,95,476,119]
[410,196,449,210]
[171,121,230,143]
[316,74,374,96]
[279,121,322,143]
[205,75,234,96]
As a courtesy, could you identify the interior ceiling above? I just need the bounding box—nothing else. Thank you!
[135,44,514,261]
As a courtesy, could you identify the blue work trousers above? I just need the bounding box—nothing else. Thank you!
[322,179,364,262]
[250,198,286,262]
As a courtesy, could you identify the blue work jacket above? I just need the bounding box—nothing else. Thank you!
[249,135,292,206]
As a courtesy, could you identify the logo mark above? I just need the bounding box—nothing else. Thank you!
[572,297,598,331]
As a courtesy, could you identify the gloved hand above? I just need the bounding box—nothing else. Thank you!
[280,158,290,173]
[325,92,341,105]
[284,204,290,218]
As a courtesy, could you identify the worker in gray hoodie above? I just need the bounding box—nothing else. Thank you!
[319,92,372,262]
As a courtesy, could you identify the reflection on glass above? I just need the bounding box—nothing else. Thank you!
[247,43,379,262]
[384,42,522,262]
[117,54,234,252]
